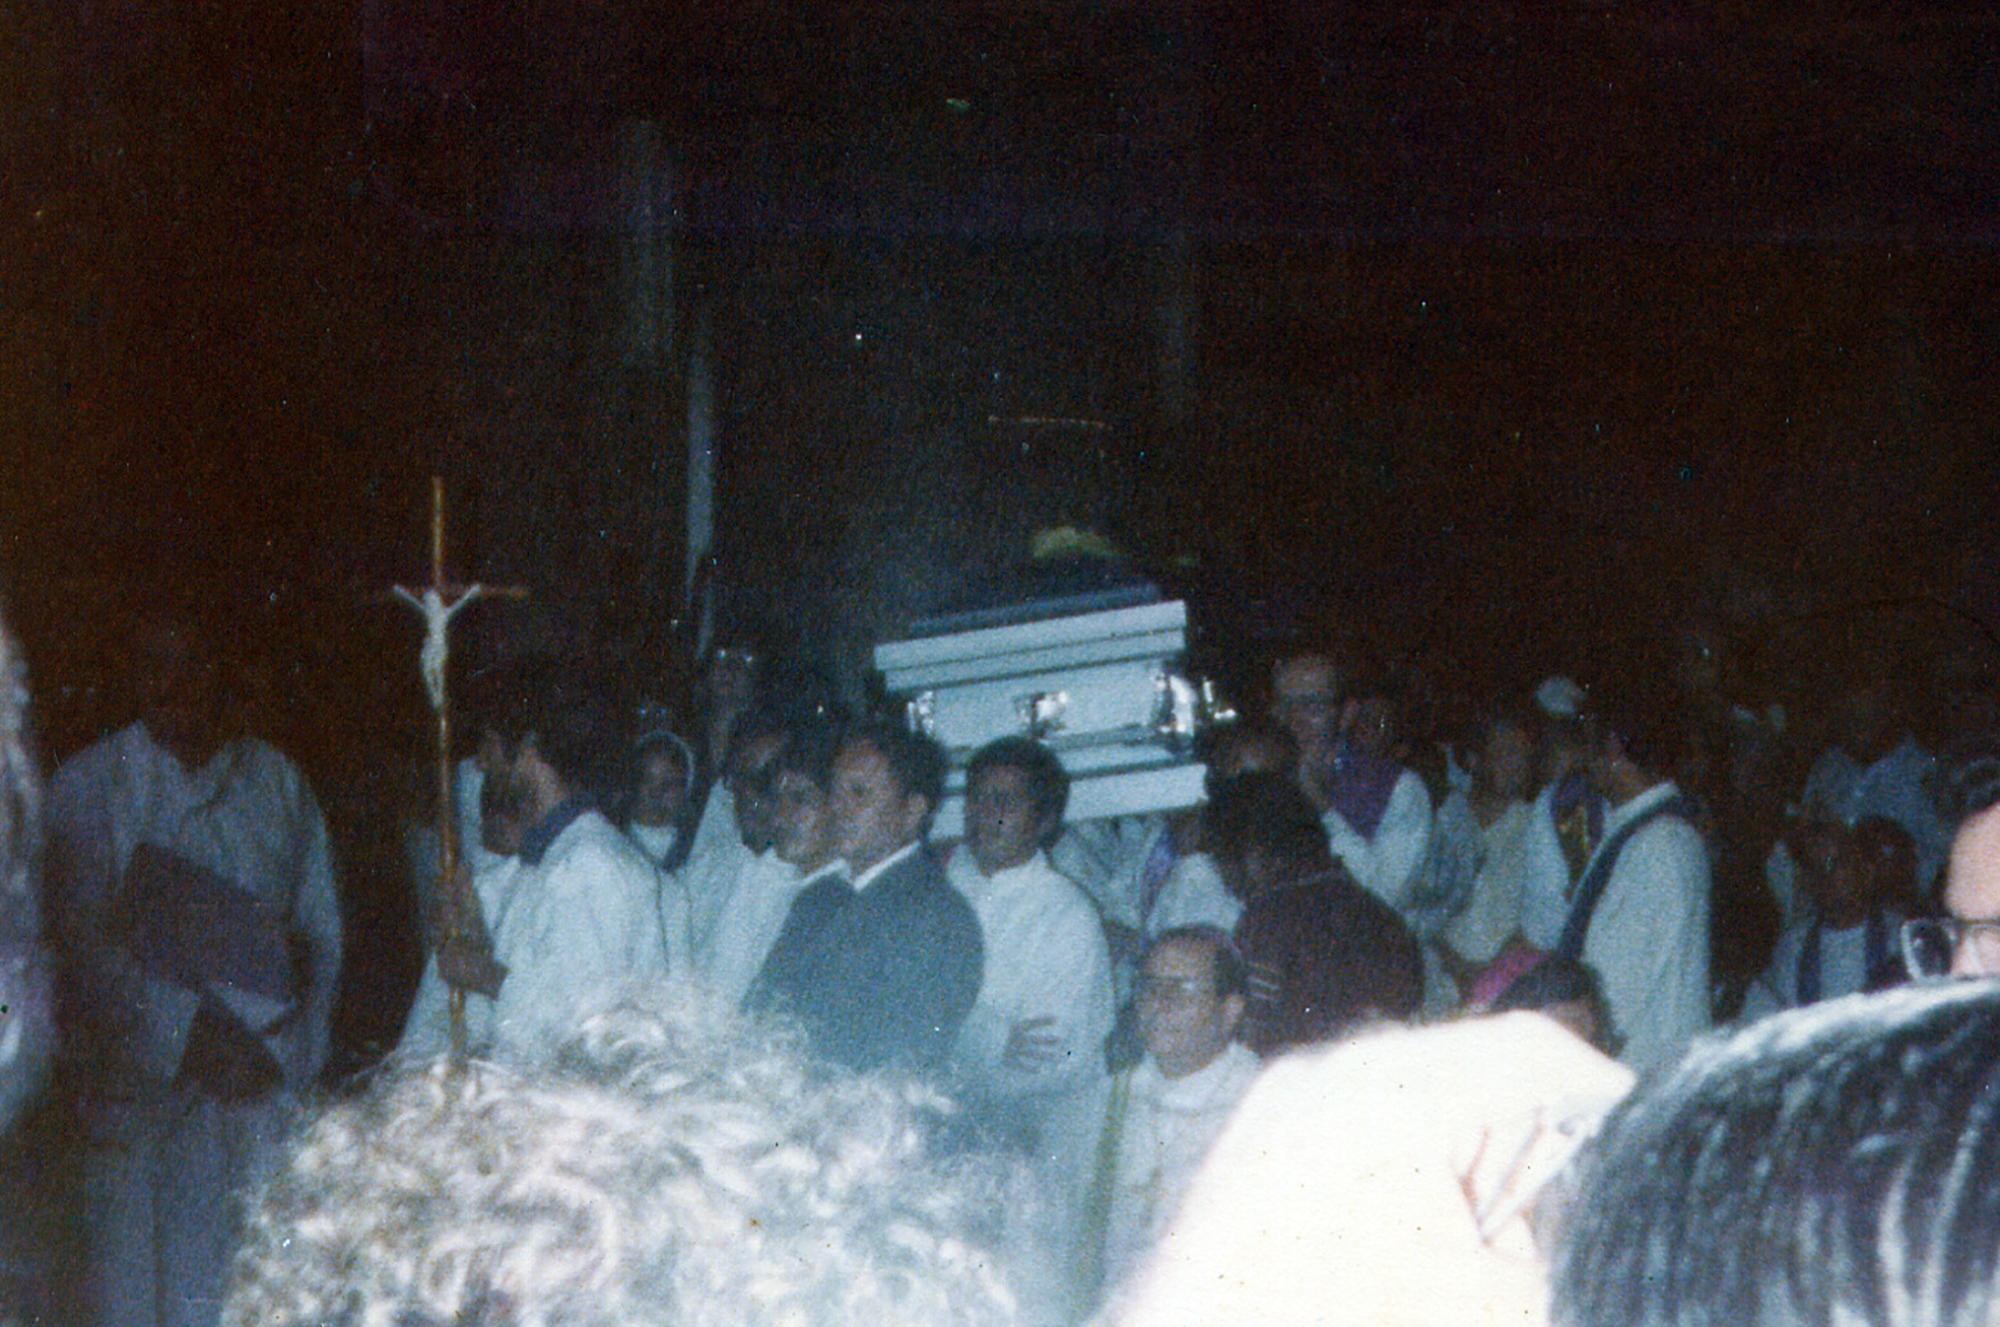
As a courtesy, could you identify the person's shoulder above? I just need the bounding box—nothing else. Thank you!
[547,812,657,881]
[48,724,135,794]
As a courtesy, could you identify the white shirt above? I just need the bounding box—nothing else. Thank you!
[397,854,526,1060]
[673,784,752,958]
[1577,781,1712,1073]
[947,845,1116,1280]
[625,820,679,870]
[1518,779,1581,951]
[1321,769,1434,913]
[851,838,922,894]
[45,723,344,1096]
[1144,852,1242,941]
[1441,799,1535,965]
[1100,1042,1262,1295]
[1741,910,1905,1021]
[480,809,672,1063]
[698,850,819,1007]
[1053,816,1170,932]
[453,755,504,878]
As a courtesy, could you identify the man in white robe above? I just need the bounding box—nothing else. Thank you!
[44,620,341,1327]
[946,739,1115,1303]
[1093,926,1259,1301]
[701,724,845,1007]
[423,672,678,1064]
[676,711,788,967]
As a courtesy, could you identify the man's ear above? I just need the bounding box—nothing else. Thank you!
[1036,809,1063,850]
[1220,991,1248,1040]
[898,790,933,842]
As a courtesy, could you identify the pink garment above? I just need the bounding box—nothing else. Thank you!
[1467,941,1545,1009]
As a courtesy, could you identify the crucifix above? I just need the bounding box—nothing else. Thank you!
[390,476,528,1060]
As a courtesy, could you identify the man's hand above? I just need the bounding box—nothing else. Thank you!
[437,935,506,1000]
[1002,1015,1064,1075]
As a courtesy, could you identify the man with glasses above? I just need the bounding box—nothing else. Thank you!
[1091,926,1260,1302]
[1903,794,2000,979]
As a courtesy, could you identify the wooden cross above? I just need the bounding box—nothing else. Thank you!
[390,476,528,1060]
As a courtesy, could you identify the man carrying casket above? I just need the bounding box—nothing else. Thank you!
[45,611,342,1327]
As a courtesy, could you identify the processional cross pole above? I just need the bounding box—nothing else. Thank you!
[389,476,528,1060]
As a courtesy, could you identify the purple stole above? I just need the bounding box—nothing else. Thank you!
[1326,748,1403,840]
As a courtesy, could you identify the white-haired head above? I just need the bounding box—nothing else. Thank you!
[225,987,1024,1327]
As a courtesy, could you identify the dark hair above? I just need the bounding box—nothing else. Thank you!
[965,737,1069,842]
[1583,687,1681,776]
[1204,770,1329,867]
[1147,926,1250,1000]
[1200,719,1300,800]
[1553,983,2000,1327]
[771,719,845,795]
[843,720,947,814]
[489,661,623,802]
[1491,958,1618,1053]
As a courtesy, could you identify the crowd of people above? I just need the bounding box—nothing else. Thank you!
[5,596,2000,1326]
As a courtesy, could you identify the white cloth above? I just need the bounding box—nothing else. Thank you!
[1575,781,1712,1073]
[45,722,342,1327]
[625,819,679,869]
[1099,1042,1261,1296]
[1441,800,1535,965]
[673,783,751,957]
[1144,851,1242,940]
[1101,1015,1636,1327]
[1321,769,1434,913]
[946,845,1116,1272]
[396,855,526,1060]
[1052,816,1167,932]
[1740,911,1906,1021]
[480,810,672,1064]
[698,850,814,1007]
[1517,780,1578,951]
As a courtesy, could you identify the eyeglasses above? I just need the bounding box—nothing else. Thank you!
[1136,974,1217,1004]
[1901,916,2000,980]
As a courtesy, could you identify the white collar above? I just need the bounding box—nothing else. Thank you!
[1136,1042,1258,1109]
[851,839,922,894]
[1602,779,1681,837]
[946,844,1053,896]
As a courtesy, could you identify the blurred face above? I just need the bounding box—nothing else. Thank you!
[1347,695,1397,760]
[966,764,1049,876]
[629,747,689,828]
[1137,937,1245,1080]
[1273,657,1342,764]
[1480,720,1535,802]
[138,623,229,767]
[769,768,837,873]
[706,648,758,716]
[830,739,928,874]
[727,731,787,852]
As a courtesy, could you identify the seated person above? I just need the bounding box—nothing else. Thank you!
[1207,772,1423,1056]
[1741,816,1915,1018]
[1092,926,1260,1301]
[228,991,1027,1326]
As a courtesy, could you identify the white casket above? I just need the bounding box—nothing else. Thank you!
[874,596,1218,839]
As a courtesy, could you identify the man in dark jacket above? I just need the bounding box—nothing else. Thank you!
[747,720,983,1073]
[1206,771,1422,1055]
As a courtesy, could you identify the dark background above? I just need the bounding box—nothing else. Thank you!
[5,1,1999,1054]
